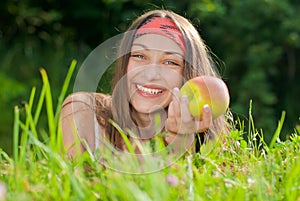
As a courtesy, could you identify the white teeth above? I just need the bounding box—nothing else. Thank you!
[136,84,163,95]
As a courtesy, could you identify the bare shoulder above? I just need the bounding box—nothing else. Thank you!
[62,92,96,106]
[62,92,112,122]
[61,92,112,155]
[62,92,111,108]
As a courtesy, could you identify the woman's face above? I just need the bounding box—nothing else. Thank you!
[127,34,184,114]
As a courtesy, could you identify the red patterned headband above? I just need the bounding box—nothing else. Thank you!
[135,17,186,53]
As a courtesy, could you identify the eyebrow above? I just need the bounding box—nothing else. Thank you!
[132,43,184,58]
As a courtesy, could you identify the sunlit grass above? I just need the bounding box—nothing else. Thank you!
[0,60,299,201]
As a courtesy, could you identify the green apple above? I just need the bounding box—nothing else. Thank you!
[180,76,230,119]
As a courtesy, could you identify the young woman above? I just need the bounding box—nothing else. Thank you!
[61,9,230,159]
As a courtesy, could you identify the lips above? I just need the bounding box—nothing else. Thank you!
[135,84,164,95]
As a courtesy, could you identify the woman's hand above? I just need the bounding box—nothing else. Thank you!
[164,87,212,153]
[165,87,212,135]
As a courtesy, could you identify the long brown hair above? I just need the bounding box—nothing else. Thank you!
[99,9,229,149]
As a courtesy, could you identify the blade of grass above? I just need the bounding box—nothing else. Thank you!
[7,109,19,189]
[54,59,77,124]
[40,68,56,148]
[13,106,20,163]
[248,100,256,149]
[26,103,46,160]
[108,119,135,156]
[33,80,46,124]
[126,129,147,154]
[187,155,194,201]
[269,111,286,149]
[54,60,77,151]
[108,119,140,168]
[56,117,63,153]
[25,104,38,139]
[19,87,36,166]
[27,86,36,125]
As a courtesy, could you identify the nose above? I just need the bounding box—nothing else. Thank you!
[144,64,161,80]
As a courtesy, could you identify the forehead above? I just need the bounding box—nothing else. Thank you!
[132,34,183,55]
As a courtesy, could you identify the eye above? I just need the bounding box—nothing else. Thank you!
[165,60,179,66]
[162,54,184,68]
[130,53,144,59]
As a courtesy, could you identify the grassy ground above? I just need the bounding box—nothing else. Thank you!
[0,60,299,201]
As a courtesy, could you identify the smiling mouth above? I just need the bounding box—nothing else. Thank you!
[136,84,164,95]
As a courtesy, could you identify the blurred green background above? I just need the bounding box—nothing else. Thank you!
[1,0,299,155]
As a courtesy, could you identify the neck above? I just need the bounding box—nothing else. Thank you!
[131,108,167,139]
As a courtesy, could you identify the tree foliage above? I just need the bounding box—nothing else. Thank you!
[187,0,300,142]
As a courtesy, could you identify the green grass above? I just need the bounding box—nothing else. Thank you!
[0,60,300,201]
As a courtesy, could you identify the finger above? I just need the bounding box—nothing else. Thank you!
[166,101,177,133]
[202,104,212,127]
[196,104,212,132]
[164,131,177,144]
[168,100,175,118]
[180,95,193,123]
[171,87,181,117]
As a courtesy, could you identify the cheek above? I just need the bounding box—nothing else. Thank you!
[126,60,142,78]
[126,65,140,85]
[166,69,183,88]
[126,62,132,74]
[126,58,137,73]
[126,61,138,81]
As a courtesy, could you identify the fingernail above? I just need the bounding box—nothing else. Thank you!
[173,87,179,93]
[203,104,210,112]
[181,95,188,103]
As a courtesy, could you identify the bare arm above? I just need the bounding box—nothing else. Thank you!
[60,92,98,158]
